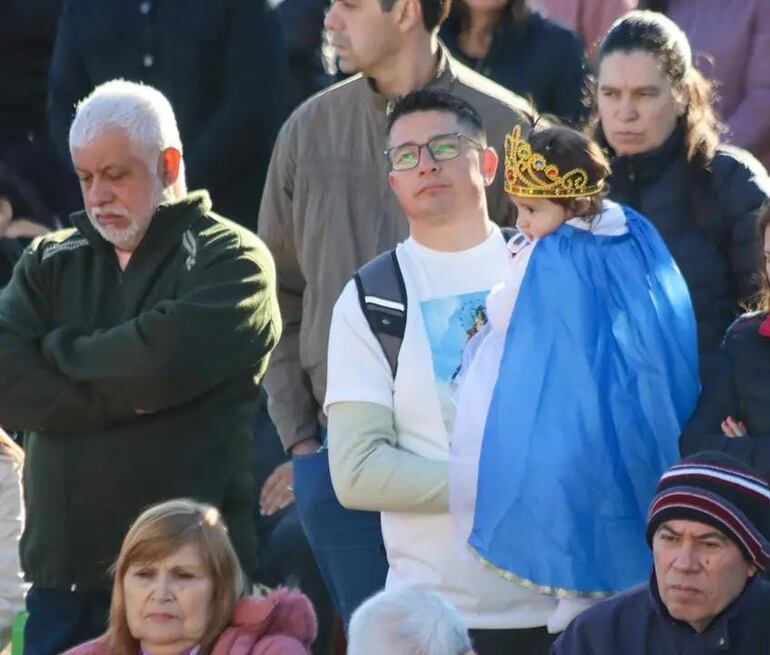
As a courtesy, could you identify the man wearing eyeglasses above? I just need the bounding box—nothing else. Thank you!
[324,90,556,655]
[260,0,528,461]
[258,0,530,629]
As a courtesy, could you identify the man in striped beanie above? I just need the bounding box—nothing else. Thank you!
[552,452,770,655]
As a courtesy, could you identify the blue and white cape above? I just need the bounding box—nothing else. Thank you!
[450,203,699,597]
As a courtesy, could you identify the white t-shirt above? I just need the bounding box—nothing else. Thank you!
[325,227,556,629]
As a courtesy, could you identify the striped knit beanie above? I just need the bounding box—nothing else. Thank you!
[646,452,770,570]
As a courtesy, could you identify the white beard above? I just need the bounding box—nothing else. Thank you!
[87,178,169,251]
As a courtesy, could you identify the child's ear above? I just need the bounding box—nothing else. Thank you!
[571,197,592,217]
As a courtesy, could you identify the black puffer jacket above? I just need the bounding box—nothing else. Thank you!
[607,127,770,355]
[681,312,770,481]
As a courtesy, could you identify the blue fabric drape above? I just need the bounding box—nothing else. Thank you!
[469,207,699,596]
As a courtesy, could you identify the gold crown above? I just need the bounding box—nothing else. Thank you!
[503,126,604,199]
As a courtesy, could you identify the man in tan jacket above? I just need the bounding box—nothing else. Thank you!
[259,0,528,456]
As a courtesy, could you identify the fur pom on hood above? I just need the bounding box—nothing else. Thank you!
[211,588,318,655]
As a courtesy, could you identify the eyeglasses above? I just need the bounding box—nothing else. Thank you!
[383,133,483,172]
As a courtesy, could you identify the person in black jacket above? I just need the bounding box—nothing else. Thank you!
[592,10,770,361]
[48,0,288,231]
[681,204,770,480]
[440,0,589,125]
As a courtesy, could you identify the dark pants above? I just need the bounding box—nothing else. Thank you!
[250,397,336,654]
[292,448,388,627]
[470,626,555,655]
[24,587,110,655]
[258,505,335,655]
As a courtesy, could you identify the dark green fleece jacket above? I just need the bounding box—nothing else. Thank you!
[0,191,280,591]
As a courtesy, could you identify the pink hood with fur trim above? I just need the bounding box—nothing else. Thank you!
[64,588,317,655]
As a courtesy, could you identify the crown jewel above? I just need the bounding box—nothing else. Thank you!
[504,126,604,199]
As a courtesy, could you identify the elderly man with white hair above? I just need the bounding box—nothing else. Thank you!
[0,80,281,655]
[348,586,476,655]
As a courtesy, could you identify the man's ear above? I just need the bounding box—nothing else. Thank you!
[388,170,397,190]
[481,146,498,186]
[393,0,422,33]
[748,563,758,579]
[159,147,182,186]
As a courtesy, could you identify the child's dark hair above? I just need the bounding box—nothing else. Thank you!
[527,124,611,220]
[386,89,486,145]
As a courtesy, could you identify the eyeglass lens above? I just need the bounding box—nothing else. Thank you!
[390,134,463,171]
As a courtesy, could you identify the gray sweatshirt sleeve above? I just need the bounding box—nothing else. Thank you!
[328,400,448,513]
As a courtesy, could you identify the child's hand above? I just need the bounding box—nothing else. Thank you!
[721,416,748,438]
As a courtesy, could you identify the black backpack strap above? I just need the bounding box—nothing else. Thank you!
[354,249,407,378]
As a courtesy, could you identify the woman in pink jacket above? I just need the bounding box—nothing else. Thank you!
[65,499,316,655]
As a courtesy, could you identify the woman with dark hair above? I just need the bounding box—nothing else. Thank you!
[639,0,770,170]
[439,0,589,125]
[680,204,770,481]
[593,10,770,361]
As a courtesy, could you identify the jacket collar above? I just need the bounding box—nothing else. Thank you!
[609,123,686,186]
[648,569,762,649]
[71,190,212,257]
[365,41,456,115]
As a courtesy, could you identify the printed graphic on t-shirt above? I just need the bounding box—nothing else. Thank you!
[420,290,489,431]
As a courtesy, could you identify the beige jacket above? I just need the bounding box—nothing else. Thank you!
[0,453,25,648]
[258,45,530,449]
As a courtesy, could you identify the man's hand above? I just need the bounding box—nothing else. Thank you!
[289,436,322,455]
[721,416,748,438]
[259,461,295,516]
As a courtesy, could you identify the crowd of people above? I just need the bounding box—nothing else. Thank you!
[1,1,770,655]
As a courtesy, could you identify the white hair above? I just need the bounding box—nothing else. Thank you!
[69,79,186,194]
[348,587,473,655]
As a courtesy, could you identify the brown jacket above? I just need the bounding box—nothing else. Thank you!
[258,45,530,450]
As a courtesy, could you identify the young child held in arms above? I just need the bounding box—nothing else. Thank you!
[450,124,700,633]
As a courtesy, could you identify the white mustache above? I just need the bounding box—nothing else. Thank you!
[91,206,130,219]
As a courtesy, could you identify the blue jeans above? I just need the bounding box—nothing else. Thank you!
[292,448,388,627]
[24,586,110,655]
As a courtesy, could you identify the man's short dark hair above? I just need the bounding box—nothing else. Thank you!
[386,89,486,143]
[380,0,451,33]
